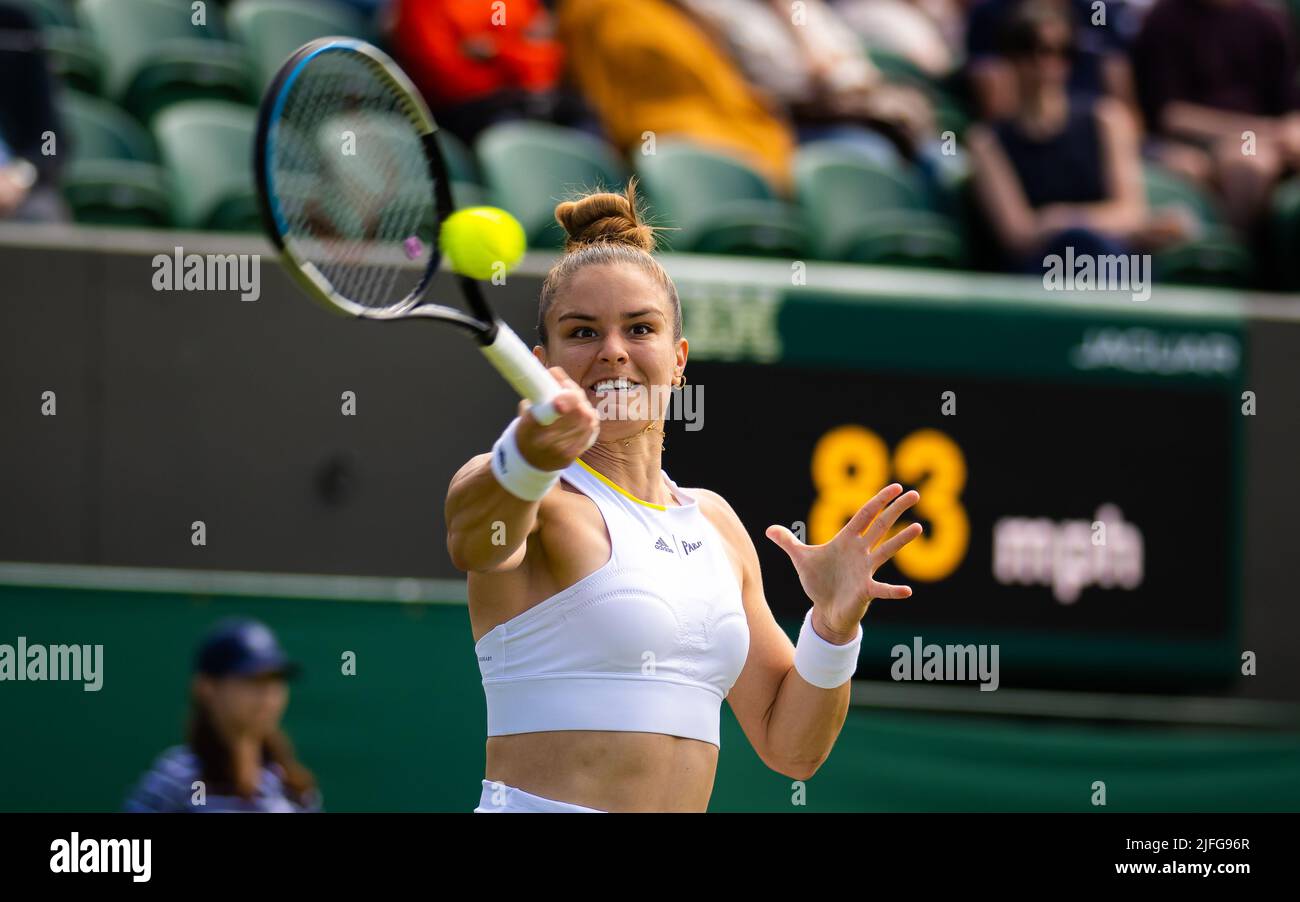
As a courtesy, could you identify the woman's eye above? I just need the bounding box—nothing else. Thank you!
[570,324,652,338]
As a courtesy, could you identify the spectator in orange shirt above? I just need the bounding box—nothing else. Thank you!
[390,0,597,143]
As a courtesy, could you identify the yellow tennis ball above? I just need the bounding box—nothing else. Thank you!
[439,206,527,280]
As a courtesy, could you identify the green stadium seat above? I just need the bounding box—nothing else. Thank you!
[476,121,628,249]
[57,91,171,226]
[60,90,157,161]
[436,129,480,185]
[930,91,971,142]
[1143,162,1222,225]
[864,44,971,139]
[227,0,370,95]
[1269,175,1300,289]
[60,160,173,226]
[865,48,934,92]
[794,142,965,267]
[153,101,260,231]
[635,142,806,257]
[451,182,487,208]
[78,0,250,122]
[1143,163,1252,286]
[43,27,103,94]
[1151,225,1254,288]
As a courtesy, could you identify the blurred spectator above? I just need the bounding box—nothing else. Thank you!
[834,0,967,79]
[390,0,597,144]
[124,619,320,813]
[1131,0,1300,236]
[965,0,1136,121]
[0,2,69,223]
[967,0,1192,272]
[557,0,798,193]
[675,0,937,162]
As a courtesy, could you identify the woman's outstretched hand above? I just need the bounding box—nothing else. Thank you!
[766,484,922,643]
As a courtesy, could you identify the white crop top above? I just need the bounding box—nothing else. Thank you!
[474,458,751,748]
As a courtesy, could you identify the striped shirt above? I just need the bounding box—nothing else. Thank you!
[123,745,322,813]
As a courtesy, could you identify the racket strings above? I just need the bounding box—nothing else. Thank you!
[269,51,436,311]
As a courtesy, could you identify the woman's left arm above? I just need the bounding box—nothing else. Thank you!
[699,485,921,780]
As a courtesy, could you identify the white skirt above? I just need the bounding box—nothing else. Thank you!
[473,779,606,813]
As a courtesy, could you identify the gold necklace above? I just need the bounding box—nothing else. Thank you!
[600,420,663,449]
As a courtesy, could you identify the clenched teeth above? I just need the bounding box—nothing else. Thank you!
[592,377,638,392]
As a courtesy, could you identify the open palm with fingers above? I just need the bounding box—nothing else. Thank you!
[766,484,922,641]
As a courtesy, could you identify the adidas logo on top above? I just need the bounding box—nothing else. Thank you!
[654,537,674,553]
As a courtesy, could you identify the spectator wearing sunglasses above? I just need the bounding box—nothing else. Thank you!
[966,0,1193,273]
[965,0,1137,122]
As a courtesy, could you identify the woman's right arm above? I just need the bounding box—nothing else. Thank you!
[444,368,600,573]
[967,123,1042,258]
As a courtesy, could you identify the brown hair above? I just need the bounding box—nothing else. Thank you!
[187,682,318,805]
[537,177,682,348]
[1000,0,1074,59]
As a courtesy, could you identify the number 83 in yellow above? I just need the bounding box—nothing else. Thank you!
[808,426,968,582]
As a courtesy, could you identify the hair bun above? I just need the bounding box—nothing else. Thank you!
[554,177,657,253]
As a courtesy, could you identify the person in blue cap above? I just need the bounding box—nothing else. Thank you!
[123,618,322,813]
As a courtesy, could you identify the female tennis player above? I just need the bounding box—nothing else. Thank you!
[445,180,922,813]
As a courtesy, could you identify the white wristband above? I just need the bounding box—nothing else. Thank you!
[793,608,862,689]
[490,416,563,502]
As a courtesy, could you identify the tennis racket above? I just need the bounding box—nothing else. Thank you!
[254,37,559,425]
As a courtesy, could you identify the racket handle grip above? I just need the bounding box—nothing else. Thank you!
[479,322,561,426]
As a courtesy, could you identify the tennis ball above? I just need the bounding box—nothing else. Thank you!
[439,206,527,280]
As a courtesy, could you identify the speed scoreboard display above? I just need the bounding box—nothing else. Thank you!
[671,278,1245,693]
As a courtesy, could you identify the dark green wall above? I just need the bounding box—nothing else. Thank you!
[3,583,1297,812]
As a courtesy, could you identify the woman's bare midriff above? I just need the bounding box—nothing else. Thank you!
[485,731,718,812]
[468,478,740,813]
